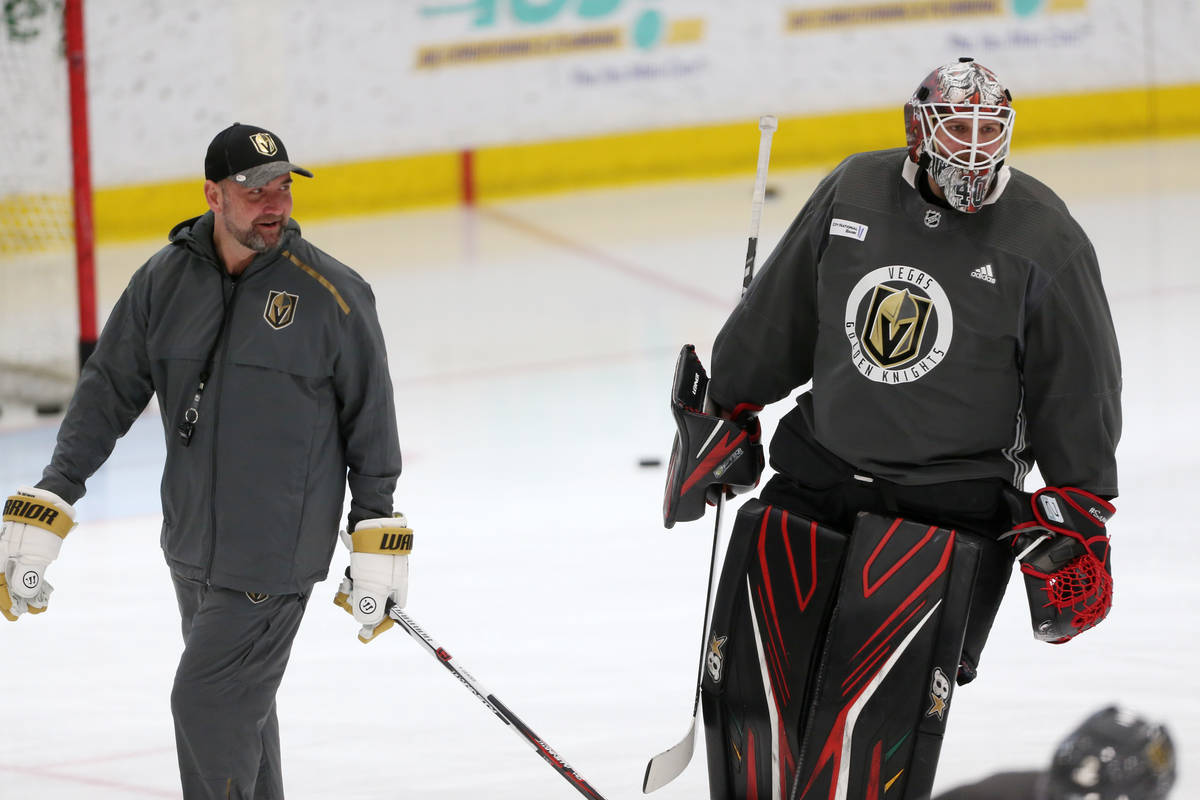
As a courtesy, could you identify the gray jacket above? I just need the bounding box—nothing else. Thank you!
[38,212,402,594]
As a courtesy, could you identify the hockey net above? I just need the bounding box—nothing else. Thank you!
[0,1,90,410]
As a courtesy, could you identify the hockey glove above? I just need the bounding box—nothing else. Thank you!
[1,487,77,621]
[662,345,764,528]
[1006,486,1114,644]
[333,515,412,643]
[703,405,763,506]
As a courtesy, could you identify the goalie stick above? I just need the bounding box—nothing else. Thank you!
[642,114,778,794]
[386,602,611,800]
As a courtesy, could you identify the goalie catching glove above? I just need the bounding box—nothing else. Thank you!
[1,487,77,621]
[333,514,412,643]
[662,344,764,528]
[1006,486,1114,644]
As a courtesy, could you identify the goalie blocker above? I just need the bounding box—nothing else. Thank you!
[663,345,763,528]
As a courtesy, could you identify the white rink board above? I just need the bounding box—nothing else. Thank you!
[2,0,1198,191]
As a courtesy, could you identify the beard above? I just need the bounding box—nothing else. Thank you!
[223,214,285,253]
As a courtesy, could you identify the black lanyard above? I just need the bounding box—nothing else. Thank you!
[177,276,239,447]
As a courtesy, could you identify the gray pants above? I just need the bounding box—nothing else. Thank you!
[171,574,310,800]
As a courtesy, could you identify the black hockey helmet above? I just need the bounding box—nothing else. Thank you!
[1046,706,1176,800]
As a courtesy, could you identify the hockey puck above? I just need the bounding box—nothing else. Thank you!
[764,184,779,200]
[638,457,662,468]
[35,403,64,416]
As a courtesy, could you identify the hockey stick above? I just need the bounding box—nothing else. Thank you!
[387,602,611,800]
[642,114,778,794]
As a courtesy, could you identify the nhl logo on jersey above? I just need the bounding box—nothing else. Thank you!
[844,265,954,384]
[263,290,299,330]
[924,210,942,228]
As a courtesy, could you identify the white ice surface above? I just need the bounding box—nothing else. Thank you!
[1,138,1197,799]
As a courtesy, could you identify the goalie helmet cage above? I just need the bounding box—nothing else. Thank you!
[0,0,96,410]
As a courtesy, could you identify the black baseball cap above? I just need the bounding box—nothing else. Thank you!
[204,123,314,187]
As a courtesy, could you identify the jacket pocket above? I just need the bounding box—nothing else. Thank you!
[210,361,328,584]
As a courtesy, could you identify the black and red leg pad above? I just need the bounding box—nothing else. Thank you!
[790,512,987,800]
[700,499,848,800]
[701,500,990,800]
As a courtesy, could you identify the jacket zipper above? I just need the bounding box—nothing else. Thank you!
[204,273,241,584]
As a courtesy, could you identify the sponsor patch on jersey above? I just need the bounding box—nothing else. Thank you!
[844,265,953,384]
[829,218,868,241]
[263,290,299,330]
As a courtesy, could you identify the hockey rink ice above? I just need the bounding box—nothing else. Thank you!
[1,137,1197,799]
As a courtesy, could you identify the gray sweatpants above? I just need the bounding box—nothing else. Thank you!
[171,574,310,800]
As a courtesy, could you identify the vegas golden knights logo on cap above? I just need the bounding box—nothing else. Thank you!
[263,290,298,330]
[863,285,932,369]
[250,132,278,157]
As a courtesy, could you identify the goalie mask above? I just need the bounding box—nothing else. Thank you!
[904,58,1015,213]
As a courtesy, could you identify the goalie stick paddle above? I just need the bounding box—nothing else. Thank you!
[388,603,611,800]
[642,114,778,794]
[642,495,725,793]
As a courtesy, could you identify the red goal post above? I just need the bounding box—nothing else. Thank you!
[0,0,95,412]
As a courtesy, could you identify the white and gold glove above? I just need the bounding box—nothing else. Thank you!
[333,514,412,643]
[1,487,77,621]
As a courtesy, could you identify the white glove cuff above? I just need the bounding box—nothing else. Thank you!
[3,526,65,564]
[352,514,409,532]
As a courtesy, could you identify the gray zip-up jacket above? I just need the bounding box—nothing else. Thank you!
[711,148,1121,496]
[37,212,402,594]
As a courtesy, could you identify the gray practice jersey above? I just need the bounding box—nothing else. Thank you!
[710,148,1121,495]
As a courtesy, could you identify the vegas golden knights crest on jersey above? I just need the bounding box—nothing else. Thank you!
[863,285,932,368]
[264,290,298,330]
[844,265,954,385]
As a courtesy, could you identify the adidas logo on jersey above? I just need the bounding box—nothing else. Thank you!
[970,264,996,284]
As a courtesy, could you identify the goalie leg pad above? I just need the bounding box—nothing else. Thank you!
[699,499,1002,800]
[700,499,849,800]
[789,513,986,800]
